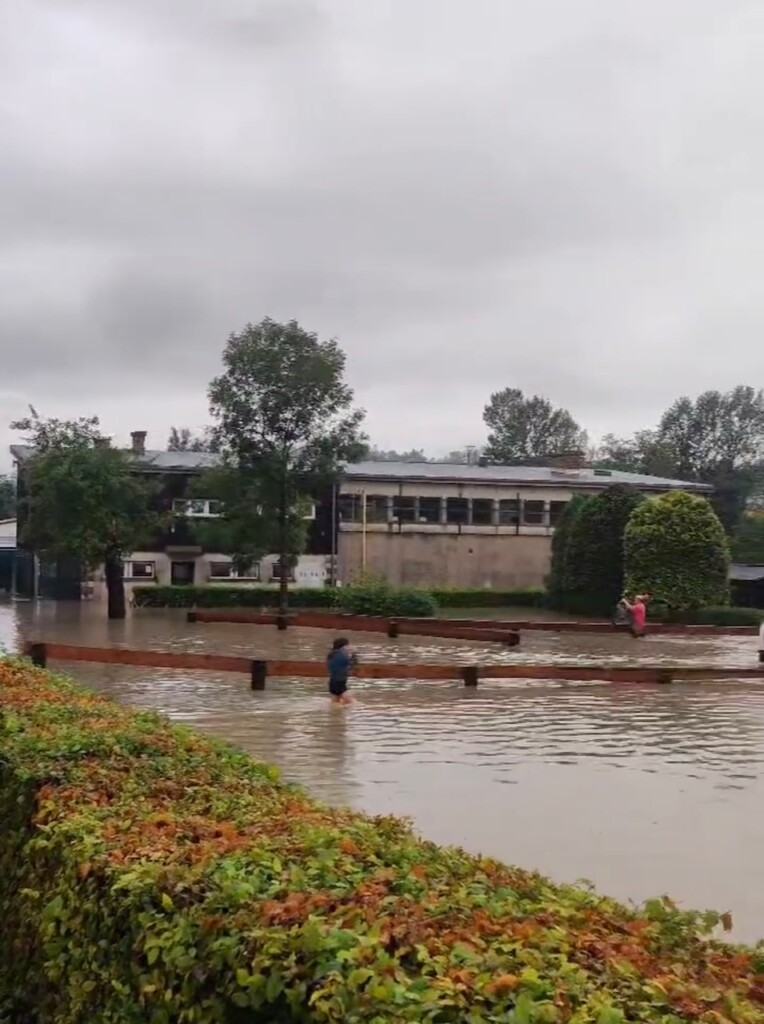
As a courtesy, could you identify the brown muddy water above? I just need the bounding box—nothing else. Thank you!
[2,598,764,943]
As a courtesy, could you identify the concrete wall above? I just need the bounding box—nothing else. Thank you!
[338,530,552,589]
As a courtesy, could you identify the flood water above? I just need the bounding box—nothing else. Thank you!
[2,598,764,944]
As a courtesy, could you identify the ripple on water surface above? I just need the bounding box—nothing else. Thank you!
[3,600,764,943]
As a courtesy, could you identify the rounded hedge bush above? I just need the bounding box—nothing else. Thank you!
[334,576,438,617]
[625,490,730,611]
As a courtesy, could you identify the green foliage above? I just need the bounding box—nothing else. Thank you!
[208,319,367,612]
[430,586,548,608]
[649,604,764,627]
[133,584,547,613]
[334,576,438,617]
[625,491,730,611]
[0,476,14,520]
[133,585,336,609]
[11,412,161,619]
[2,660,762,1024]
[545,495,590,610]
[731,513,764,564]
[188,465,308,574]
[561,486,645,616]
[597,387,764,533]
[483,388,586,462]
[166,426,215,452]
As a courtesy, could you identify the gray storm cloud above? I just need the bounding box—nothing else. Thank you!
[1,0,763,461]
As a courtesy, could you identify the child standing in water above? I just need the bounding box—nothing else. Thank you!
[327,638,356,705]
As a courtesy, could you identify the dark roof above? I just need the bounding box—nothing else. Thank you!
[10,445,219,474]
[342,460,713,492]
[9,445,712,492]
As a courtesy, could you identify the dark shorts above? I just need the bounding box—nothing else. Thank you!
[629,626,645,638]
[329,679,348,696]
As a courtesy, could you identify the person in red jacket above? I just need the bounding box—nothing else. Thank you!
[621,594,649,638]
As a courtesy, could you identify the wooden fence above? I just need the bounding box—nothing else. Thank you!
[187,610,520,645]
[23,642,764,689]
[185,608,758,638]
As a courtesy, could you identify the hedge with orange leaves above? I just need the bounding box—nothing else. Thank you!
[1,658,763,1024]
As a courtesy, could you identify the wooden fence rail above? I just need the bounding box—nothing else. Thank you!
[22,642,764,689]
[185,608,758,638]
[187,610,521,645]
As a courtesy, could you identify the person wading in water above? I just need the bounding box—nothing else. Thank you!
[618,594,649,638]
[327,638,357,705]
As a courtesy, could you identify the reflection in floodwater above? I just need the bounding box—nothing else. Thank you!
[2,598,764,943]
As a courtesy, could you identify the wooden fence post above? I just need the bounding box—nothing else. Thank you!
[462,665,479,688]
[387,620,399,639]
[656,669,673,685]
[276,614,289,632]
[251,660,267,691]
[187,611,198,624]
[27,643,47,668]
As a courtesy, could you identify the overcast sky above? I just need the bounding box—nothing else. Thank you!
[1,0,763,468]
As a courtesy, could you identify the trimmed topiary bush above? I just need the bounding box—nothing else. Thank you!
[561,485,646,616]
[625,490,730,611]
[334,576,438,617]
[2,659,762,1023]
[546,494,590,610]
[134,584,548,613]
[133,585,337,609]
[431,587,547,608]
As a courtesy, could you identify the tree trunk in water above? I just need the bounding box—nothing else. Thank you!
[277,499,289,629]
[105,552,126,620]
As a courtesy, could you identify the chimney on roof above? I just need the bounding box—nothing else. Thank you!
[546,450,587,470]
[131,431,147,455]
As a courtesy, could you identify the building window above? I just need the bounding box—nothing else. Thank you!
[446,497,469,525]
[209,561,259,580]
[523,500,546,526]
[173,499,222,518]
[365,495,389,523]
[418,497,441,523]
[549,501,568,527]
[498,499,520,526]
[392,496,417,523]
[124,560,155,580]
[338,494,360,522]
[338,493,388,523]
[270,561,295,582]
[472,498,493,526]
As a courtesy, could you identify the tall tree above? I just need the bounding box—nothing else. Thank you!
[0,475,15,520]
[167,426,215,452]
[208,319,367,622]
[656,388,764,532]
[12,411,160,619]
[366,447,428,463]
[593,431,679,478]
[483,389,586,463]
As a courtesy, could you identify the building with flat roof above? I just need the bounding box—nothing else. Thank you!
[10,439,711,597]
[335,459,712,589]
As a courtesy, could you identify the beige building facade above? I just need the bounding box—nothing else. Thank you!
[335,461,711,590]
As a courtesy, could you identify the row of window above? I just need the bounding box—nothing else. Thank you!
[171,499,317,520]
[337,495,568,528]
[123,560,295,582]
